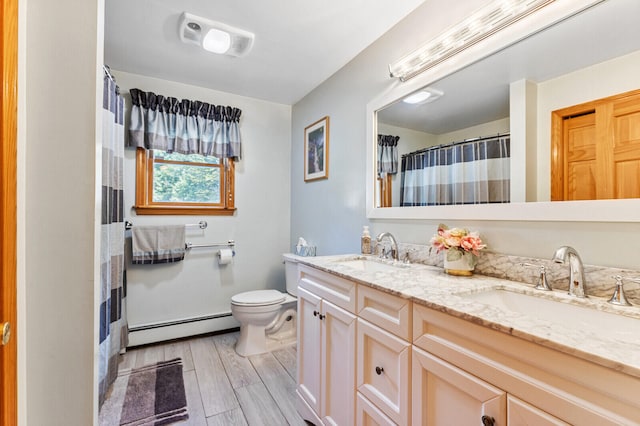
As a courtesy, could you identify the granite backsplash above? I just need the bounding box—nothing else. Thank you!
[372,242,640,305]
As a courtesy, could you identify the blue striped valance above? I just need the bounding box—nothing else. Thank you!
[128,88,242,160]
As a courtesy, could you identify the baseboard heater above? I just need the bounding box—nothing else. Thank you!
[128,312,233,332]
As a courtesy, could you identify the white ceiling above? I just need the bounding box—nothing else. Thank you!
[104,0,427,105]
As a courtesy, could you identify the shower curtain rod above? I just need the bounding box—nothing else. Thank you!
[103,65,116,82]
[402,132,510,158]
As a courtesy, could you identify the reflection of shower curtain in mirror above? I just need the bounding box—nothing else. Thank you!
[400,136,510,206]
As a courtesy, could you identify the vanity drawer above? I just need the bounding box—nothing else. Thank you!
[356,392,396,426]
[357,318,411,425]
[298,264,356,313]
[357,284,411,340]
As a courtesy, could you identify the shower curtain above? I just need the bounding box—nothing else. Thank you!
[98,68,127,407]
[400,135,510,206]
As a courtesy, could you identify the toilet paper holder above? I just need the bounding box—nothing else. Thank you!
[186,239,236,260]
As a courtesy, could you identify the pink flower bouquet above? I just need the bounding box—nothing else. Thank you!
[430,224,486,256]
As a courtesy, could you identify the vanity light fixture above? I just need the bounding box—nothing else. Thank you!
[179,12,255,57]
[389,0,555,82]
[402,88,443,104]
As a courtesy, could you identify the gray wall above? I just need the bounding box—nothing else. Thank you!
[290,0,640,269]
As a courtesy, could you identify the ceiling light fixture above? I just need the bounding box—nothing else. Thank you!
[179,12,255,57]
[389,0,555,82]
[402,88,443,104]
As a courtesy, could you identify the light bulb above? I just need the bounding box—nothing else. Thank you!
[202,28,231,54]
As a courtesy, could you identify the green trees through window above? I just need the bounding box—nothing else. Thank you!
[135,148,235,215]
[152,151,221,204]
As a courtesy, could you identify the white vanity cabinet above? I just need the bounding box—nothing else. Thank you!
[356,285,412,425]
[413,304,640,425]
[297,265,357,426]
[296,262,640,425]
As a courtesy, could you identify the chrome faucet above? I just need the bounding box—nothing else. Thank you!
[376,232,399,261]
[552,246,586,297]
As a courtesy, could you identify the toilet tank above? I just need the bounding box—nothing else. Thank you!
[282,253,301,296]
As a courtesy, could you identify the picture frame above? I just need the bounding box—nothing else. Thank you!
[304,116,329,182]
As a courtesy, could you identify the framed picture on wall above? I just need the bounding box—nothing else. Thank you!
[304,116,329,182]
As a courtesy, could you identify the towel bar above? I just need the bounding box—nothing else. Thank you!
[124,220,208,230]
[185,240,235,249]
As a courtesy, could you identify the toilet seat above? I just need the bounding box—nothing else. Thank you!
[231,289,285,306]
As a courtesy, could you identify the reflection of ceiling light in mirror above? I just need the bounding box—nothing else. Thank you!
[389,0,555,82]
[178,12,255,57]
[403,88,443,105]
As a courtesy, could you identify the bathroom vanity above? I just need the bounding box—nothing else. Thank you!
[295,255,640,425]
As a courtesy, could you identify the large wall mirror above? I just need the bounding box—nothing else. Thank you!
[366,0,640,222]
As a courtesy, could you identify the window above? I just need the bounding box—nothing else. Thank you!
[135,148,235,215]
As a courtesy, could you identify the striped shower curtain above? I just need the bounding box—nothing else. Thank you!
[98,69,127,407]
[400,136,510,206]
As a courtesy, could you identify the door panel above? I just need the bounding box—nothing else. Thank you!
[612,94,640,199]
[1,0,19,424]
[564,113,596,201]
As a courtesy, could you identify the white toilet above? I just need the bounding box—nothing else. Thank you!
[230,253,300,357]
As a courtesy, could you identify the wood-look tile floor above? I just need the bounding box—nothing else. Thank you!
[99,331,306,426]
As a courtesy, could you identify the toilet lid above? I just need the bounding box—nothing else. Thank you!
[231,289,286,306]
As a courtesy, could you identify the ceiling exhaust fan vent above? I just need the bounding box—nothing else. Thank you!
[179,12,255,57]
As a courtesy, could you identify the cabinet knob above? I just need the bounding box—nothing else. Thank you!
[313,310,319,317]
[481,415,495,426]
[318,314,325,320]
[375,366,384,375]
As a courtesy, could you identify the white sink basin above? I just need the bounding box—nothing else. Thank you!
[463,289,639,341]
[334,258,407,273]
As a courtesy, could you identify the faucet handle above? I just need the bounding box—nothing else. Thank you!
[608,275,638,306]
[379,246,387,259]
[520,263,552,291]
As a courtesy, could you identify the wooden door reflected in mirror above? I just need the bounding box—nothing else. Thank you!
[551,88,640,201]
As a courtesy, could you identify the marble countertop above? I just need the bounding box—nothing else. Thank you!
[295,254,640,378]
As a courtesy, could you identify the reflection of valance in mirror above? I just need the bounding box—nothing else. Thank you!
[128,88,243,160]
[377,134,399,176]
[400,135,510,206]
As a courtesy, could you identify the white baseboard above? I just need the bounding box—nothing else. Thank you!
[127,314,239,347]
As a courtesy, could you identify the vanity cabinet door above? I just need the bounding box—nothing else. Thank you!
[321,299,356,426]
[508,395,570,426]
[297,287,322,415]
[412,346,506,426]
[357,318,411,425]
[297,285,356,426]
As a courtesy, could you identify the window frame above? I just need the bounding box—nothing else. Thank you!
[134,148,235,215]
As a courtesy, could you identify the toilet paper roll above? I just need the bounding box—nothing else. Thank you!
[218,248,234,265]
